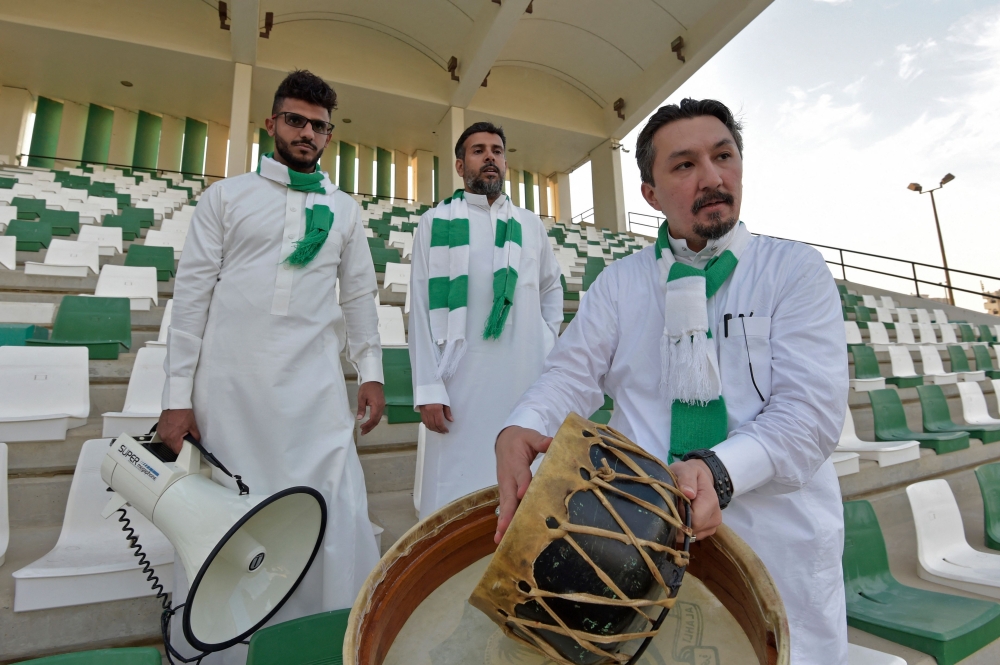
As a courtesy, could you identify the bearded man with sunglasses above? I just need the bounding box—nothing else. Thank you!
[158,70,383,662]
[408,122,563,518]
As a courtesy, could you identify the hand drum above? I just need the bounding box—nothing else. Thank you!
[469,413,692,665]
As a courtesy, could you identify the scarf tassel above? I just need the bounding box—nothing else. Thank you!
[483,296,513,340]
[662,331,720,405]
[284,228,328,266]
[437,339,467,381]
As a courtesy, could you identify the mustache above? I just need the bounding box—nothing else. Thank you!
[692,189,734,215]
[292,139,317,150]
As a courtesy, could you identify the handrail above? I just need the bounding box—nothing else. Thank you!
[15,153,218,179]
[625,211,998,301]
[571,207,594,225]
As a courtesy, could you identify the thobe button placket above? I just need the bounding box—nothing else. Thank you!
[272,190,308,316]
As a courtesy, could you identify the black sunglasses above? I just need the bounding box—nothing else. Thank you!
[272,111,335,135]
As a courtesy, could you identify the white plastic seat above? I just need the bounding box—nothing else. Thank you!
[0,346,90,442]
[887,346,921,382]
[0,301,55,325]
[906,479,1000,599]
[61,200,103,224]
[836,408,920,467]
[159,218,190,236]
[146,299,172,348]
[87,196,119,216]
[866,322,892,352]
[932,308,949,324]
[874,307,894,324]
[880,296,897,310]
[382,262,411,295]
[78,224,123,256]
[916,322,941,347]
[845,321,863,346]
[914,308,932,324]
[831,451,860,476]
[94,264,158,311]
[895,308,914,325]
[1,442,7,567]
[388,230,413,258]
[938,323,967,350]
[24,239,100,277]
[894,322,917,348]
[102,347,167,436]
[956,382,1000,426]
[11,438,174,611]
[862,295,878,308]
[143,229,186,259]
[917,345,962,384]
[847,643,906,665]
[0,204,17,232]
[376,305,406,347]
[0,235,15,270]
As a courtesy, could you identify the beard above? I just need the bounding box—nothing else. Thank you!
[274,132,323,172]
[465,164,504,198]
[691,188,738,240]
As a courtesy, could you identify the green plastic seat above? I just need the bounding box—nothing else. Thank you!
[850,345,883,381]
[369,246,401,273]
[383,347,421,424]
[87,182,116,198]
[561,274,579,302]
[583,259,605,291]
[852,305,871,328]
[367,237,386,250]
[5,219,53,251]
[837,284,848,295]
[917,384,1000,443]
[843,293,860,307]
[0,323,49,346]
[0,176,16,188]
[978,325,997,344]
[124,245,175,281]
[26,295,131,359]
[247,609,350,665]
[12,196,46,220]
[975,463,1000,551]
[563,311,575,323]
[39,209,80,236]
[869,388,968,453]
[972,345,1000,379]
[957,323,977,344]
[17,647,162,664]
[114,192,132,209]
[946,345,979,376]
[842,500,1000,665]
[120,206,155,228]
[103,214,142,241]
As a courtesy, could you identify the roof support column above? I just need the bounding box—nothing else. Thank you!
[109,108,138,167]
[0,87,33,163]
[358,144,375,196]
[539,177,550,217]
[436,106,464,199]
[55,99,88,169]
[394,150,409,200]
[590,139,626,232]
[508,168,521,207]
[555,172,572,223]
[320,138,337,182]
[205,120,228,178]
[157,115,185,172]
[226,62,253,177]
[414,149,434,205]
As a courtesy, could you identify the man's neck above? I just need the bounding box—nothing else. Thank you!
[272,150,316,174]
[669,226,708,252]
[465,188,502,205]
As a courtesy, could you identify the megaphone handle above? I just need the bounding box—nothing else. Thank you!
[182,434,250,495]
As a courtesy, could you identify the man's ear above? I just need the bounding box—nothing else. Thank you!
[264,116,276,137]
[455,158,465,178]
[321,133,332,149]
[641,181,663,213]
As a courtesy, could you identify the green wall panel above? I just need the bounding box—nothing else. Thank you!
[182,117,208,175]
[28,96,63,168]
[339,141,356,194]
[258,128,274,158]
[523,171,535,212]
[433,155,439,203]
[81,104,114,164]
[376,147,391,198]
[132,111,162,170]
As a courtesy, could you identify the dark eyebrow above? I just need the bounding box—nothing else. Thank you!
[667,138,735,161]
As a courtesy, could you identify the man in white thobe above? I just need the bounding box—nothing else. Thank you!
[496,100,849,664]
[409,122,563,517]
[158,71,383,662]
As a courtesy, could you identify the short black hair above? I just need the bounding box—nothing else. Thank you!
[635,98,743,185]
[455,121,506,159]
[272,70,338,116]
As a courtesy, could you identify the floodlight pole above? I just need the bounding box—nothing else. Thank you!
[926,188,954,305]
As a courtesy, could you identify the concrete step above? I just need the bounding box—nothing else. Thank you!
[358,448,417,494]
[0,269,174,297]
[5,418,104,477]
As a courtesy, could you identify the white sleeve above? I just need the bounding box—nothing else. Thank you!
[713,247,849,497]
[535,219,564,340]
[339,202,383,384]
[503,265,619,436]
[162,183,224,410]
[408,211,450,407]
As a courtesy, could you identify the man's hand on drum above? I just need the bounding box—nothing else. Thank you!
[494,426,553,544]
[419,403,453,434]
[669,459,722,542]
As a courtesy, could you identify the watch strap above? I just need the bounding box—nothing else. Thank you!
[680,449,734,510]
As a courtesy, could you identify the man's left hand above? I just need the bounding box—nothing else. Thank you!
[357,381,385,435]
[668,459,722,541]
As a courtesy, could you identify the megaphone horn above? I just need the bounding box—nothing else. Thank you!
[101,433,327,655]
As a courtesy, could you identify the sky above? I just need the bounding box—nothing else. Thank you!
[570,0,1000,310]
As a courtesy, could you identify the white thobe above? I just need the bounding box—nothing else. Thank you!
[505,226,849,665]
[409,192,563,517]
[162,171,382,663]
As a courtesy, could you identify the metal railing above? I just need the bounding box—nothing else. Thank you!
[571,207,594,225]
[15,153,219,180]
[625,212,997,301]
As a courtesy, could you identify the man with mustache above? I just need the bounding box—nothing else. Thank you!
[408,121,563,517]
[158,70,384,662]
[495,99,849,664]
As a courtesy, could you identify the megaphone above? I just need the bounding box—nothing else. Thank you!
[100,433,327,655]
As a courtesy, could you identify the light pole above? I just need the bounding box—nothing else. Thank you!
[908,173,955,305]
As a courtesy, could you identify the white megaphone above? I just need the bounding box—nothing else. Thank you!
[100,433,327,655]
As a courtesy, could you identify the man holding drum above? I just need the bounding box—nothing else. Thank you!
[495,99,848,664]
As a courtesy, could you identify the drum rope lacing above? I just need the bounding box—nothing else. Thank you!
[502,433,693,665]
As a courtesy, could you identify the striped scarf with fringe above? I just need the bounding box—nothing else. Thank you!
[256,152,336,266]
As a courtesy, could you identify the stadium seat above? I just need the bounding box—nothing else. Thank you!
[0,346,89,442]
[101,347,167,437]
[867,321,892,351]
[158,218,190,236]
[382,261,410,294]
[885,346,923,388]
[143,229,186,259]
[12,438,174,611]
[853,305,872,328]
[842,499,1000,665]
[368,236,385,250]
[376,305,406,348]
[14,647,163,664]
[0,323,50,346]
[873,307,895,327]
[838,284,848,296]
[850,345,886,391]
[979,325,997,344]
[972,345,1000,379]
[12,196,46,220]
[78,224,123,255]
[382,347,420,424]
[836,408,920,467]
[388,230,413,258]
[847,642,906,665]
[975,463,1000,551]
[832,451,860,476]
[246,608,351,665]
[914,308,932,325]
[0,204,17,232]
[906,479,1000,599]
[24,239,99,277]
[145,299,171,348]
[119,205,154,228]
[957,382,1000,427]
[1,442,7,567]
[896,308,915,325]
[26,295,131,359]
[123,244,175,281]
[893,321,918,347]
[93,265,158,311]
[0,234,13,269]
[947,345,987,382]
[102,214,141,241]
[939,323,965,349]
[369,246,401,273]
[0,301,55,325]
[916,323,939,347]
[917,384,1000,443]
[39,209,80,236]
[958,323,984,346]
[862,295,879,308]
[869,388,968,453]
[845,321,863,346]
[917,346,959,384]
[933,308,949,324]
[5,219,53,251]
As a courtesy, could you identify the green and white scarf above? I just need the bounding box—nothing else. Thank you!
[655,221,751,461]
[428,189,521,380]
[256,152,336,266]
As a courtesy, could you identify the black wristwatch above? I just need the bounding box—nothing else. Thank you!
[680,449,734,510]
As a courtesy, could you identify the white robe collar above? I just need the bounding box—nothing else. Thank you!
[666,222,740,269]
